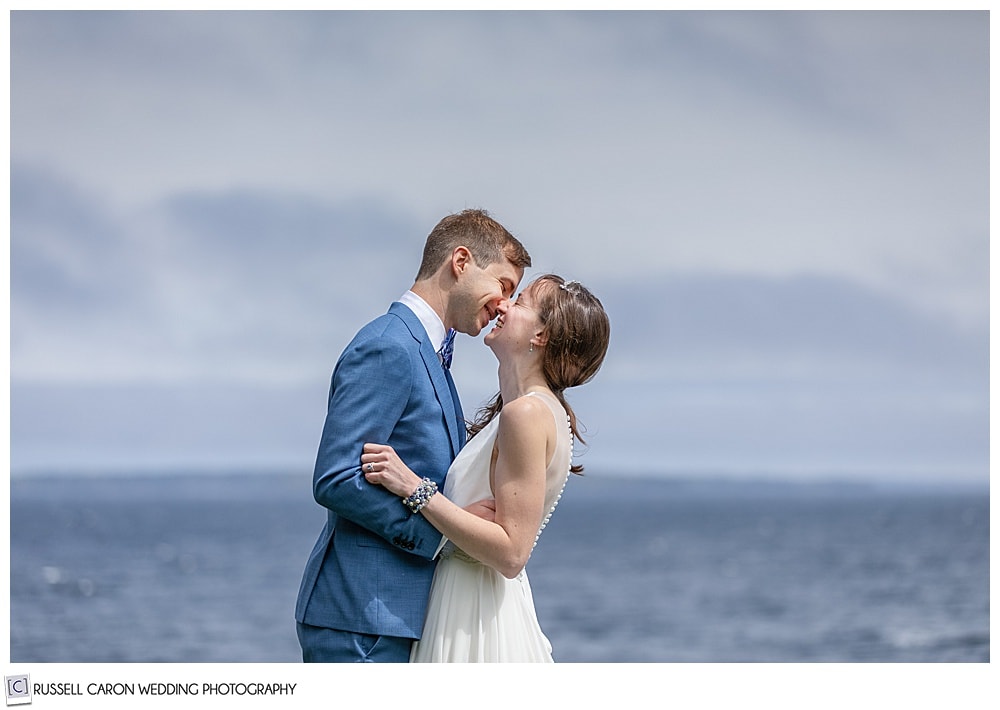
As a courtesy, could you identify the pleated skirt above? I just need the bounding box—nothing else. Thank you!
[410,551,554,663]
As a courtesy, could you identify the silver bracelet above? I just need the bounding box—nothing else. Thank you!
[402,477,437,514]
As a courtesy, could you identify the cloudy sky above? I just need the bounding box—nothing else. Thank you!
[8,10,989,484]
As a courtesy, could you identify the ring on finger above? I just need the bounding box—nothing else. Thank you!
[366,462,375,473]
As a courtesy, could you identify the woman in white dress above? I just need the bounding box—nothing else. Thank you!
[361,274,611,662]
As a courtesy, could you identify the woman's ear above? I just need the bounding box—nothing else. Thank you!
[532,329,549,348]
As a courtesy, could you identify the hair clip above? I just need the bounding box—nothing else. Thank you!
[559,279,581,292]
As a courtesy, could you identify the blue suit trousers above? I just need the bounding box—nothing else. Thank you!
[297,622,412,663]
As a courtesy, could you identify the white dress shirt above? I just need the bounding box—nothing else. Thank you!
[397,291,449,359]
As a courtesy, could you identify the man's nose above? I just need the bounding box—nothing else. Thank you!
[490,299,509,320]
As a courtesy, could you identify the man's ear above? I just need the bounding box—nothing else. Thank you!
[451,246,473,276]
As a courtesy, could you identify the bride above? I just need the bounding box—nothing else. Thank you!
[361,274,611,662]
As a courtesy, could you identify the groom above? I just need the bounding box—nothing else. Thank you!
[295,208,531,662]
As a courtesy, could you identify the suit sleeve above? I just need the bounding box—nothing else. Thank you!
[311,332,444,559]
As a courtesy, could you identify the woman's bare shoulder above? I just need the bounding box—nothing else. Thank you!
[499,393,555,433]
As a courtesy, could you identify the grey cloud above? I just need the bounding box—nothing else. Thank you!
[11,164,141,313]
[161,188,414,261]
[10,381,326,474]
[596,272,987,385]
[569,271,988,479]
[8,10,987,481]
[11,165,428,383]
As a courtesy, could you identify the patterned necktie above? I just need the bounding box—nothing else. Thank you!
[438,328,456,369]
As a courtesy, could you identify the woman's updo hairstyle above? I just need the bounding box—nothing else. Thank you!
[533,274,610,395]
[468,274,611,474]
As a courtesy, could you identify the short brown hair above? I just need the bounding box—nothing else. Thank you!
[415,208,531,280]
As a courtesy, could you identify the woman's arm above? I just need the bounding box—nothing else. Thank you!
[362,395,553,579]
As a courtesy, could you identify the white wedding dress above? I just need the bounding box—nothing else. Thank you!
[410,391,573,663]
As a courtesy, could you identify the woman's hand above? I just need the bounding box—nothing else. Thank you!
[361,443,423,498]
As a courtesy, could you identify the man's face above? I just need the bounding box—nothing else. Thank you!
[449,257,523,337]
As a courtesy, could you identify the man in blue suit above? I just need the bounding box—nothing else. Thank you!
[295,209,531,662]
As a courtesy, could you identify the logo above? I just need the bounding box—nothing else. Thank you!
[5,676,31,706]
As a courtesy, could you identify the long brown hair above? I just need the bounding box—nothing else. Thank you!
[468,274,611,473]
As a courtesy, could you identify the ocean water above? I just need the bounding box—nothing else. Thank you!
[9,472,989,663]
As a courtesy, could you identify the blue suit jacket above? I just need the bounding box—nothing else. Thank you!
[295,302,466,639]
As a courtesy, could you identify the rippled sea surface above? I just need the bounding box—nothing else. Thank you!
[10,472,988,663]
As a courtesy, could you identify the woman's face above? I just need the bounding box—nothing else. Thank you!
[484,280,545,356]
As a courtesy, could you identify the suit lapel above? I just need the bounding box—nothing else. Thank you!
[418,341,464,458]
[389,302,464,457]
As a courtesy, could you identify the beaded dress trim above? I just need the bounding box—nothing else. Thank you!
[527,391,573,553]
[438,391,573,564]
